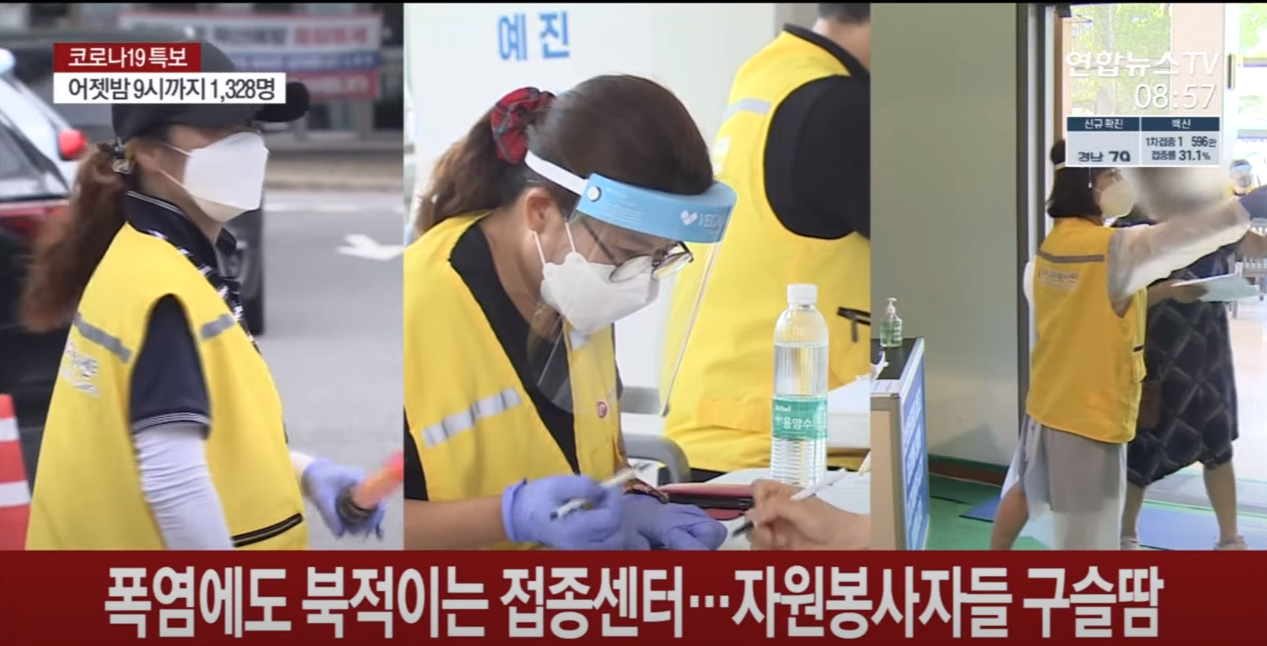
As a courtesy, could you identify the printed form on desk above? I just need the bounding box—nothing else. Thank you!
[827,375,872,449]
[713,468,871,550]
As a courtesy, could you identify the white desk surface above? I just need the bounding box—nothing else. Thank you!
[705,468,871,551]
[620,377,872,449]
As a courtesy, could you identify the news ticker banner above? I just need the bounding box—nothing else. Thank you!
[1063,48,1227,168]
[0,551,1257,645]
[1065,116,1221,168]
[50,43,287,105]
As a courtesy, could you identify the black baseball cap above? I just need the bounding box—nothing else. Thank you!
[111,40,310,142]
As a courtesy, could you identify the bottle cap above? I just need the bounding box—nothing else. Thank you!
[886,297,897,313]
[787,284,817,305]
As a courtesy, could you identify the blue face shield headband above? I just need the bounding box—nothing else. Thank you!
[524,152,736,249]
[521,152,736,418]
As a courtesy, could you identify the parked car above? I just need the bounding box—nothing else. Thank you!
[0,29,269,335]
[0,48,85,186]
[0,103,72,483]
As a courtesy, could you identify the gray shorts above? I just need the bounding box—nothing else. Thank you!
[1003,416,1127,550]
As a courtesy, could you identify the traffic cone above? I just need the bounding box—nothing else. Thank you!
[0,394,31,550]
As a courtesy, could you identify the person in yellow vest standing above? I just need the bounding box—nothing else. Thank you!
[1230,158,1259,197]
[662,4,873,481]
[20,41,386,550]
[402,79,734,550]
[989,142,1264,550]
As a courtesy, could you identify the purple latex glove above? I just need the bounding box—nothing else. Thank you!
[302,459,387,539]
[621,494,727,551]
[1238,185,1267,220]
[502,476,625,550]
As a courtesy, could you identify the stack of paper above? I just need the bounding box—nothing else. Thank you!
[827,376,870,449]
[1171,274,1260,302]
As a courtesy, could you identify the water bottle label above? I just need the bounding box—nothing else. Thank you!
[772,396,829,441]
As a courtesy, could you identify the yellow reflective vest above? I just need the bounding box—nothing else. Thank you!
[27,225,307,550]
[662,32,871,474]
[1026,218,1147,444]
[403,215,622,549]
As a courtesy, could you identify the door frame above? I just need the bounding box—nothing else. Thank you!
[1015,3,1060,428]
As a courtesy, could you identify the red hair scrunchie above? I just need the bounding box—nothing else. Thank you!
[490,86,556,164]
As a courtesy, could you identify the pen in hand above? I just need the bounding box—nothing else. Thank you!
[550,468,640,520]
[731,469,852,539]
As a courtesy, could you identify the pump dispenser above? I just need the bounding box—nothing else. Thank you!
[879,297,903,349]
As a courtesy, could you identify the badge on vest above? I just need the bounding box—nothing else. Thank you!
[59,339,100,397]
[596,400,609,419]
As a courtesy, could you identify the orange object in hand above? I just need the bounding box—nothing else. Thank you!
[336,451,404,524]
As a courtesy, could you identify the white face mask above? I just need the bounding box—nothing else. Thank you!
[1097,180,1136,218]
[165,132,269,223]
[534,224,660,336]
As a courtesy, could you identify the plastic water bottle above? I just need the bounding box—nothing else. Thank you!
[770,284,829,487]
[879,297,903,349]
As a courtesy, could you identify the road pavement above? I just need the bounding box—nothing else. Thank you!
[258,189,406,550]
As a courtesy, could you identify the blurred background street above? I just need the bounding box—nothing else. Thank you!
[259,187,403,550]
[0,2,407,549]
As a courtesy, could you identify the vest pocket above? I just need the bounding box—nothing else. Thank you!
[232,513,304,548]
[837,307,872,343]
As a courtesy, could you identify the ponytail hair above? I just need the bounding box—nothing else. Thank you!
[414,78,715,240]
[415,87,556,238]
[415,110,518,237]
[21,142,130,332]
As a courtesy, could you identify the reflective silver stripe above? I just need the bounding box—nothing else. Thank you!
[422,388,523,448]
[200,314,238,341]
[0,481,31,507]
[72,314,134,363]
[721,97,772,123]
[1038,251,1105,264]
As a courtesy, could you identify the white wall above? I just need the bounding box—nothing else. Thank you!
[871,4,1023,465]
[407,3,792,390]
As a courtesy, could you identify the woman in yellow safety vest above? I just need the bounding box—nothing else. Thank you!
[402,79,734,550]
[989,141,1264,550]
[21,41,386,550]
[662,2,874,481]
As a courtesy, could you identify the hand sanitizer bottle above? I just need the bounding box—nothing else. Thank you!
[879,297,903,349]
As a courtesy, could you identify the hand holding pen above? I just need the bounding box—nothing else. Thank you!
[732,469,849,539]
[502,472,633,550]
[551,468,639,520]
[738,465,872,551]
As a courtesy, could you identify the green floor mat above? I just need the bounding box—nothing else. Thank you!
[927,476,1045,550]
[928,475,1001,506]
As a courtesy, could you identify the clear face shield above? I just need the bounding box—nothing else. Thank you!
[521,152,736,415]
[1231,164,1256,195]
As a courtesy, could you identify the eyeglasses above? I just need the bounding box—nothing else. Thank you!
[576,217,693,282]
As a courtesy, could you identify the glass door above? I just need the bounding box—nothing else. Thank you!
[1042,3,1267,534]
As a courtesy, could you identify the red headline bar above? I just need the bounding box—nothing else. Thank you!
[52,42,201,74]
[0,551,1256,645]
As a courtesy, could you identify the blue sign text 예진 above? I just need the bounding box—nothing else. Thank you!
[498,10,570,62]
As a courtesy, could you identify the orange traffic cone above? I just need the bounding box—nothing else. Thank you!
[0,394,31,550]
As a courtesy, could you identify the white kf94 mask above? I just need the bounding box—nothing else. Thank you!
[166,131,270,223]
[534,224,660,336]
